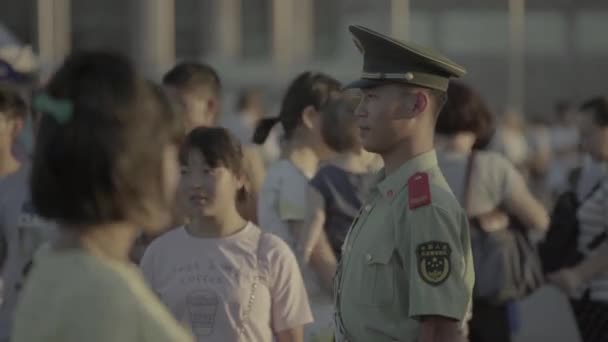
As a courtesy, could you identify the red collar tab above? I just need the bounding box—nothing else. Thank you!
[408,172,431,209]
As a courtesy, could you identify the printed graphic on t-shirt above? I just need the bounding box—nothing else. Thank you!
[167,258,258,341]
[187,289,218,337]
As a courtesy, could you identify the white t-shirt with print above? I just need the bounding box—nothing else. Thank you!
[140,223,313,342]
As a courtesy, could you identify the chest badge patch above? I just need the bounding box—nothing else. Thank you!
[416,241,451,286]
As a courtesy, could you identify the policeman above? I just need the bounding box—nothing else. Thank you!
[334,25,474,342]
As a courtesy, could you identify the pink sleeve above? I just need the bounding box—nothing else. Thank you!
[267,237,314,332]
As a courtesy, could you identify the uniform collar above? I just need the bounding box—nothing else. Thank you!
[376,149,438,199]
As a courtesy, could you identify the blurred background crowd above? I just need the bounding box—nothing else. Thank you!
[0,1,607,342]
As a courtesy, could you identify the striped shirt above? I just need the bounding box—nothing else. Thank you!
[577,177,608,301]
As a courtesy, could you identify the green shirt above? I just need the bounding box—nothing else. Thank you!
[11,249,194,342]
[334,150,474,341]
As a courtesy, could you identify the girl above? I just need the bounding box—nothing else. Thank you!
[435,82,549,342]
[549,96,608,342]
[299,96,382,292]
[141,126,312,342]
[253,72,341,341]
[11,52,192,341]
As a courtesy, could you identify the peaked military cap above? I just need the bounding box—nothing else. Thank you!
[345,25,466,91]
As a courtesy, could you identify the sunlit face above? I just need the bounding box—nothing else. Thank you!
[580,110,608,161]
[354,84,419,154]
[165,86,217,131]
[181,151,243,219]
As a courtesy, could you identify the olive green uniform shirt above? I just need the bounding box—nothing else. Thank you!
[334,150,474,341]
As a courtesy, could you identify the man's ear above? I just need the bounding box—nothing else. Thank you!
[411,91,429,115]
[394,91,428,119]
[301,105,317,129]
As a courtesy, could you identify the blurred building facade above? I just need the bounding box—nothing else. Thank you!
[0,0,607,116]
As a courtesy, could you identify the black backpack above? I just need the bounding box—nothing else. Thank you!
[539,172,605,274]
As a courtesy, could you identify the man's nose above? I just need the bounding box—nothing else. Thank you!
[354,102,367,118]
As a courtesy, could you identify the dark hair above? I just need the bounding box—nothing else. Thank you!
[0,83,27,121]
[31,51,182,229]
[580,96,608,127]
[180,126,244,177]
[253,71,341,144]
[436,81,494,144]
[320,97,360,153]
[162,62,221,98]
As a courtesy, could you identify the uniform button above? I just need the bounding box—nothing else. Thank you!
[365,253,373,262]
[364,204,372,212]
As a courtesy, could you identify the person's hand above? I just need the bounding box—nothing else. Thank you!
[548,268,584,296]
[478,210,509,232]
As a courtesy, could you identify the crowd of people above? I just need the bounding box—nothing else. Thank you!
[0,23,606,342]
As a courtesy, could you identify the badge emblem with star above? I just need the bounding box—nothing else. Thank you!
[416,241,451,285]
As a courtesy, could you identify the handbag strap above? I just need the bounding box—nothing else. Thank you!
[237,230,268,339]
[463,152,476,214]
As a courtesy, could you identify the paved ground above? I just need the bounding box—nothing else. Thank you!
[514,286,581,342]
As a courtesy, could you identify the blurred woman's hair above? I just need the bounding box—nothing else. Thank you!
[320,95,360,153]
[31,51,182,230]
[580,96,608,127]
[253,71,341,144]
[435,81,495,149]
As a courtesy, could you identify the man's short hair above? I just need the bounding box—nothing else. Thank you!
[162,62,221,98]
[580,96,608,127]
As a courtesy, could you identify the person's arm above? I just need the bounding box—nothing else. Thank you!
[404,203,472,341]
[296,187,326,262]
[275,326,304,342]
[501,157,549,233]
[241,146,266,223]
[549,241,608,295]
[418,316,467,342]
[290,186,337,293]
[308,231,337,293]
[288,218,336,294]
[577,239,608,281]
